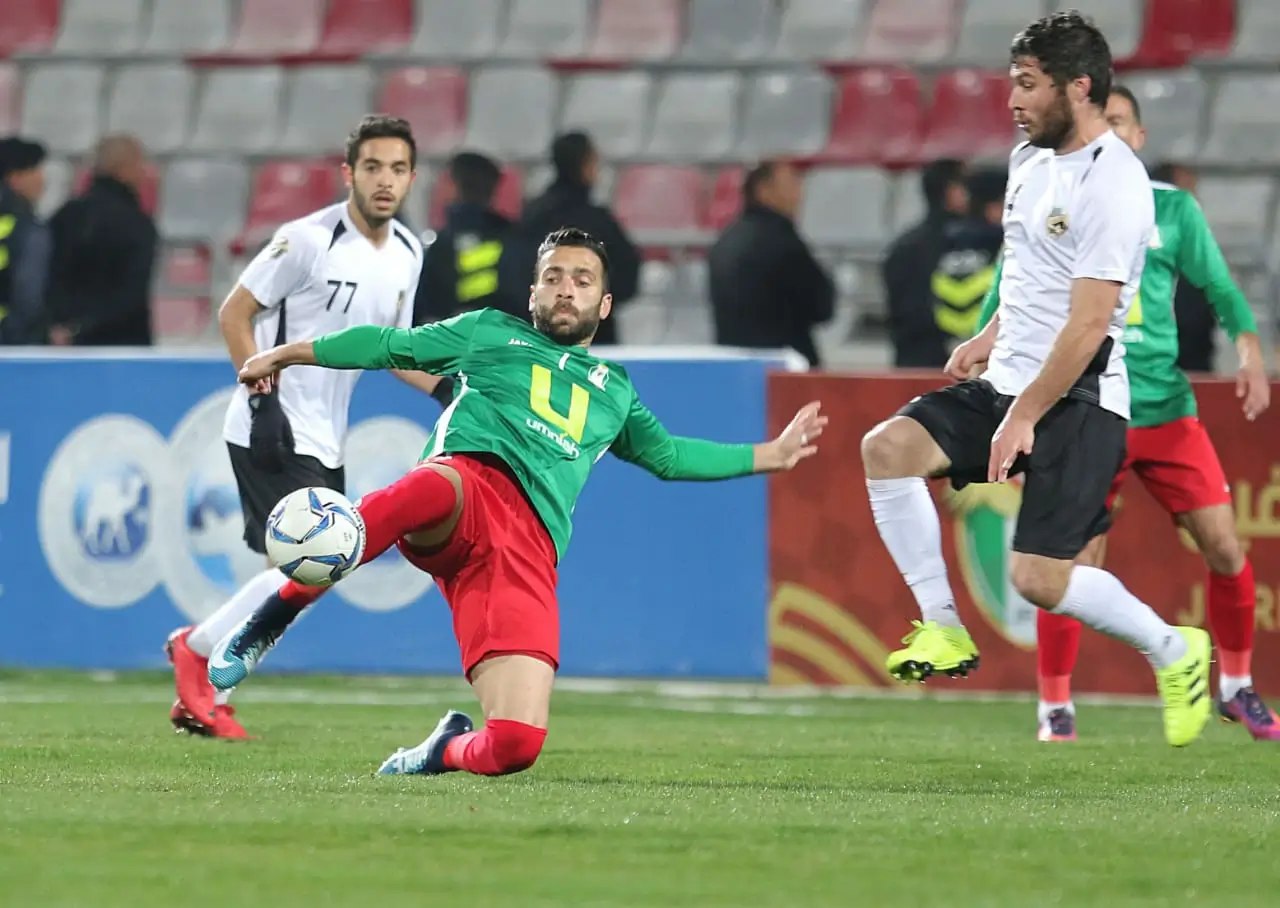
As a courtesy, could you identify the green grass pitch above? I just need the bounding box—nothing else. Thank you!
[1,671,1277,907]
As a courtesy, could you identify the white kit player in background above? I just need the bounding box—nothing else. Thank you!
[861,11,1214,747]
[165,115,454,739]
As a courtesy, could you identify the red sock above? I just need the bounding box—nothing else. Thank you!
[443,720,547,776]
[1037,608,1082,703]
[277,465,460,613]
[1208,560,1255,677]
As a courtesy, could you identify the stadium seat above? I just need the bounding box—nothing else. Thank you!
[1227,0,1280,62]
[278,66,375,155]
[668,259,715,344]
[1120,71,1206,163]
[428,165,522,230]
[0,64,20,135]
[819,68,922,165]
[683,0,777,61]
[859,0,958,63]
[159,159,251,243]
[1069,2,1142,63]
[228,0,324,56]
[158,245,213,296]
[738,70,832,158]
[142,0,233,54]
[646,73,741,161]
[20,64,104,156]
[377,67,467,157]
[38,158,73,220]
[772,0,866,61]
[152,297,213,342]
[0,0,58,56]
[1200,74,1280,166]
[1194,176,1276,255]
[613,165,707,247]
[53,0,145,55]
[918,69,1014,162]
[888,172,927,235]
[950,0,1043,66]
[703,166,744,232]
[319,0,414,54]
[238,160,342,248]
[559,73,652,159]
[501,0,590,59]
[1131,0,1235,67]
[799,167,892,249]
[464,66,557,160]
[106,64,195,157]
[587,0,681,60]
[406,0,503,60]
[188,66,284,154]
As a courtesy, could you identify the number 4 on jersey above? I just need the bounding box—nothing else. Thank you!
[529,364,590,442]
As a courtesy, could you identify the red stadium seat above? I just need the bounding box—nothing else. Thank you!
[859,0,959,63]
[319,0,414,54]
[1131,0,1236,67]
[613,165,706,246]
[0,0,58,57]
[429,165,522,231]
[819,68,922,165]
[702,166,743,232]
[238,159,342,248]
[377,67,467,157]
[0,64,20,134]
[152,298,212,340]
[161,245,213,293]
[74,162,162,215]
[919,69,1012,161]
[228,0,324,56]
[588,0,682,60]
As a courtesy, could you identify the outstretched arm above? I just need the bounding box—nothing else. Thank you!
[610,399,826,480]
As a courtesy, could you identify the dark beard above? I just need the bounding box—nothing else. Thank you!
[351,189,393,229]
[532,308,599,346]
[1027,92,1076,150]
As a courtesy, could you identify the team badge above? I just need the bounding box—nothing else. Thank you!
[268,235,289,259]
[1046,209,1069,238]
[588,363,610,392]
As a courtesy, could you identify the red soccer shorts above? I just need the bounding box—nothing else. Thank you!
[1106,416,1232,516]
[396,454,560,678]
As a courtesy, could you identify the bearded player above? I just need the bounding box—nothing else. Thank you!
[977,85,1276,742]
[207,227,824,776]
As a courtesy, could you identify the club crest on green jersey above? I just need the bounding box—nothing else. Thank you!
[588,363,610,391]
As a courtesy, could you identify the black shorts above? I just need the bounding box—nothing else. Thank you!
[226,443,346,555]
[898,379,1126,560]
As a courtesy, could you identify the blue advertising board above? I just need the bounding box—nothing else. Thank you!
[0,348,793,679]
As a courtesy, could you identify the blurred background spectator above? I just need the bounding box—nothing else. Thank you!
[0,137,50,345]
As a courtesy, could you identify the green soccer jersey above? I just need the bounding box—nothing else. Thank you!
[977,179,1256,428]
[312,308,756,559]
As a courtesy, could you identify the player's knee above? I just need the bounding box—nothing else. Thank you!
[861,419,908,478]
[1010,556,1070,610]
[1202,534,1245,576]
[488,721,546,775]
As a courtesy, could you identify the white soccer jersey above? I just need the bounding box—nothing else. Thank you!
[223,203,422,468]
[985,130,1154,419]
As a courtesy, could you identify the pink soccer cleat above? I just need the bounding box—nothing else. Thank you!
[1219,688,1280,741]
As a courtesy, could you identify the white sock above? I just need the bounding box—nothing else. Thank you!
[1038,701,1074,724]
[1220,674,1252,701]
[866,477,962,628]
[186,568,287,657]
[1052,566,1187,669]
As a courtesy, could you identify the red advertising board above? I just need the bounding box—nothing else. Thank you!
[768,373,1280,694]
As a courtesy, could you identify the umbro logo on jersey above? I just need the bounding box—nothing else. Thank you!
[508,338,532,347]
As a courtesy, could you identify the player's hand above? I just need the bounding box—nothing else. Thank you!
[945,335,994,382]
[239,348,284,394]
[988,406,1035,483]
[760,401,827,472]
[1236,343,1270,422]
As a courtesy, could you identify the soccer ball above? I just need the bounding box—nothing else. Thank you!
[264,487,366,587]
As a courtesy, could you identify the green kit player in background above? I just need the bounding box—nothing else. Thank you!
[966,86,1276,743]
[210,228,827,777]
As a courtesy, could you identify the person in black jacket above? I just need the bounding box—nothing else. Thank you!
[708,159,834,367]
[500,131,639,344]
[0,137,52,345]
[881,159,970,368]
[47,135,158,346]
[415,151,517,324]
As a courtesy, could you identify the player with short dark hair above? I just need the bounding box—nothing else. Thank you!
[207,226,825,776]
[165,114,450,739]
[861,11,1212,747]
[976,85,1276,742]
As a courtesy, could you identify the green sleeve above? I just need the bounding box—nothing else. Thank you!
[610,397,756,481]
[313,310,480,372]
[976,254,1003,331]
[1175,192,1257,339]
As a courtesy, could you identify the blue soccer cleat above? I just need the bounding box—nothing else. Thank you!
[207,594,298,692]
[376,710,474,776]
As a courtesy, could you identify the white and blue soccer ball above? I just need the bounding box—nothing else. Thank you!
[264,487,366,587]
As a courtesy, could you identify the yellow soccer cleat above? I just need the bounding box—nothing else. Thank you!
[885,620,980,682]
[1154,626,1212,747]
